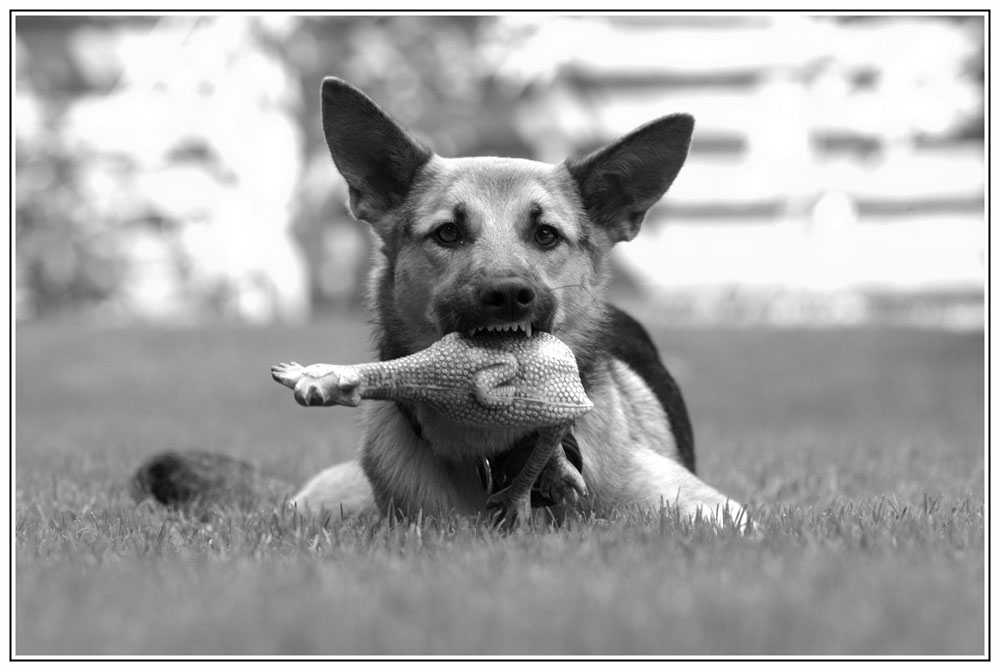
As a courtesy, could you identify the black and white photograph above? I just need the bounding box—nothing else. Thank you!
[12,11,987,658]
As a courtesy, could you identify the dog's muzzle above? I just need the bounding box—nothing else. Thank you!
[437,275,556,339]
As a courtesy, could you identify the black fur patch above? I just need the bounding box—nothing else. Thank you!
[483,430,584,507]
[597,306,696,473]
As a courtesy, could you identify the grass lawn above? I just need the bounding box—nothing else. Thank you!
[13,311,985,657]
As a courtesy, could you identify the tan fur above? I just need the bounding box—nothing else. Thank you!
[291,78,746,528]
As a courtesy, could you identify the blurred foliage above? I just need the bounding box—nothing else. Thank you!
[15,148,125,317]
[288,16,527,156]
[15,15,529,322]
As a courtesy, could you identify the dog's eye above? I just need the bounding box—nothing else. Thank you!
[433,222,464,246]
[534,225,560,248]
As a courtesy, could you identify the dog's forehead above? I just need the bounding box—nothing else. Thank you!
[413,156,582,227]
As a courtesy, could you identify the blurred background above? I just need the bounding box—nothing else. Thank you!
[14,13,985,328]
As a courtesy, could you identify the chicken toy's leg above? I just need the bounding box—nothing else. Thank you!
[271,362,363,407]
[537,448,588,506]
[487,420,577,528]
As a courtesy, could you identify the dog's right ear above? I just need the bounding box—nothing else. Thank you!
[321,77,433,225]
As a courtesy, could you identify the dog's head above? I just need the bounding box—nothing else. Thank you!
[319,77,693,359]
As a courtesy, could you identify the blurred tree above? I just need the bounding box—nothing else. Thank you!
[15,27,131,319]
[17,16,311,323]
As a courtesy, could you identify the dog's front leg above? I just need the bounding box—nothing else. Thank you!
[291,459,376,516]
[625,448,750,530]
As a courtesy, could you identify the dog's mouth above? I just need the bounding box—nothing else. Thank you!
[435,294,557,343]
[441,315,555,343]
[465,320,537,338]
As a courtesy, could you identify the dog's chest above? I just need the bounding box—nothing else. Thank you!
[409,403,535,460]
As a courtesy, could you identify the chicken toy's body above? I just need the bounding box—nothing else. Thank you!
[271,332,592,524]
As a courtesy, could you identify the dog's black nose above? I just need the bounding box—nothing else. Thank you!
[478,278,536,320]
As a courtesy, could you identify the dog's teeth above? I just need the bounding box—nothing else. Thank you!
[468,322,535,336]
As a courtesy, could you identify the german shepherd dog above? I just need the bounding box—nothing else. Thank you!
[290,78,746,527]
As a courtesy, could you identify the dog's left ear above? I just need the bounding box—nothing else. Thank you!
[565,114,694,243]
